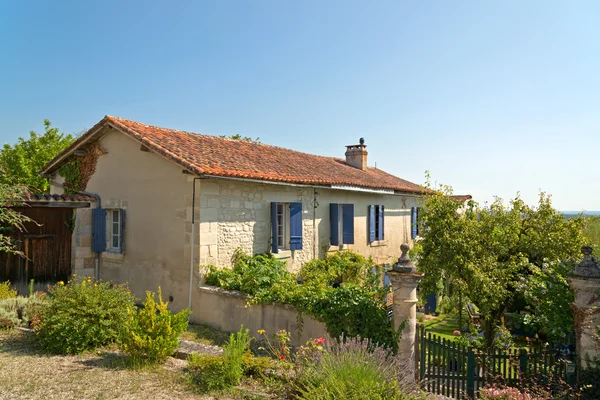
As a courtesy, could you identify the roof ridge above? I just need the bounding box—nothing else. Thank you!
[106,116,355,164]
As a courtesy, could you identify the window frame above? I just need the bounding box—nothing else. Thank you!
[108,209,122,253]
[276,203,290,250]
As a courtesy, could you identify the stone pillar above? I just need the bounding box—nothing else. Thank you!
[567,246,600,369]
[387,243,423,378]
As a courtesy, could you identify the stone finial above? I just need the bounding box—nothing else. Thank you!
[392,243,417,273]
[573,246,600,278]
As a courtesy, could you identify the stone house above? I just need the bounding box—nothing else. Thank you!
[41,116,429,312]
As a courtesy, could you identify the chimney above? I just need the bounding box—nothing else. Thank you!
[345,138,368,171]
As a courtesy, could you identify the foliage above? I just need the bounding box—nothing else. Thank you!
[0,120,75,192]
[417,174,585,347]
[257,328,292,361]
[242,352,274,377]
[0,178,32,256]
[222,326,253,386]
[480,386,549,400]
[204,250,400,350]
[119,288,189,364]
[0,281,17,299]
[0,295,45,329]
[579,365,600,400]
[187,326,253,392]
[294,337,423,400]
[36,277,136,354]
[187,354,230,392]
[514,260,576,343]
[58,156,81,194]
[220,133,260,142]
[583,215,600,250]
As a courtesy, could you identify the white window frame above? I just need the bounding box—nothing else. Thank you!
[109,209,121,252]
[276,203,290,250]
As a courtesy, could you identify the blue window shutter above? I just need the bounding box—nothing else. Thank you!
[369,205,375,243]
[378,205,384,241]
[330,203,339,246]
[119,209,126,254]
[416,207,421,236]
[92,208,106,252]
[342,204,354,244]
[384,272,390,288]
[271,202,278,253]
[411,207,418,239]
[289,202,302,250]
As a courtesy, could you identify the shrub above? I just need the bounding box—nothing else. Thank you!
[242,353,273,377]
[204,250,399,350]
[0,281,17,299]
[187,354,229,392]
[187,326,254,392]
[119,288,189,364]
[0,295,45,328]
[223,326,253,385]
[579,365,600,400]
[36,277,136,354]
[294,337,422,400]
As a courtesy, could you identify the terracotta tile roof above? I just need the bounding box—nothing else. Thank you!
[43,116,427,194]
[450,195,472,202]
[21,191,95,203]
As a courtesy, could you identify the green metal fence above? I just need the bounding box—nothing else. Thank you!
[418,326,572,399]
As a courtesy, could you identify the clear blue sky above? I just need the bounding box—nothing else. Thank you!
[1,1,598,210]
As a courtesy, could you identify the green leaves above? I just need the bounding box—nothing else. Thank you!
[0,120,75,193]
[418,179,585,347]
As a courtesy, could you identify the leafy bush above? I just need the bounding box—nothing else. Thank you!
[0,295,45,328]
[36,277,136,354]
[119,288,189,363]
[187,354,229,392]
[294,337,423,400]
[187,326,254,392]
[204,250,399,349]
[242,353,274,377]
[579,365,600,400]
[223,326,253,385]
[0,281,17,299]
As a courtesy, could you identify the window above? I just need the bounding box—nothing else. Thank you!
[330,203,354,245]
[276,203,288,249]
[271,202,302,252]
[411,207,420,239]
[91,208,126,254]
[369,205,384,243]
[110,209,121,251]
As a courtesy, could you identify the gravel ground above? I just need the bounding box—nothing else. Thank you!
[0,330,227,400]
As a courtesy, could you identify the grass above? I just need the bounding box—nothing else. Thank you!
[180,323,230,346]
[421,314,461,342]
[0,329,220,400]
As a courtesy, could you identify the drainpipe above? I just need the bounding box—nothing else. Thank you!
[188,178,201,316]
[49,180,102,279]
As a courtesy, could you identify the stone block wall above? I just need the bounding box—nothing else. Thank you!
[71,206,95,278]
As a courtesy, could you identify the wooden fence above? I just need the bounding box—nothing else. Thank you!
[419,326,574,399]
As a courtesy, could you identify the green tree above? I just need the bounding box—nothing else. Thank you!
[583,215,600,250]
[0,120,75,192]
[417,179,585,348]
[220,134,260,142]
[0,175,32,255]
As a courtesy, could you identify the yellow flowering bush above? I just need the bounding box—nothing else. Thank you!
[36,276,136,354]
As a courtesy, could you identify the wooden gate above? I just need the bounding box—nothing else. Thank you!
[0,207,73,294]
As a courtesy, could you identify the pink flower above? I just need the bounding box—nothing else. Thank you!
[453,330,461,335]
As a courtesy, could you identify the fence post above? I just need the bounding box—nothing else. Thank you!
[519,348,528,379]
[419,326,426,381]
[467,348,475,400]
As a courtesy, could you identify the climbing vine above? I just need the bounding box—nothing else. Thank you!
[58,142,106,194]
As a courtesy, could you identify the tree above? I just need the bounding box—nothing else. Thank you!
[0,120,75,192]
[417,179,585,348]
[220,134,260,142]
[0,174,32,255]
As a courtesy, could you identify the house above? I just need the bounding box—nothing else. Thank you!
[41,116,429,312]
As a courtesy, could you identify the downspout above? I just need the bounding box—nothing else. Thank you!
[313,189,318,260]
[188,177,201,317]
[49,180,102,279]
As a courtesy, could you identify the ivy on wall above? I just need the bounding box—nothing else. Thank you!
[58,142,106,194]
